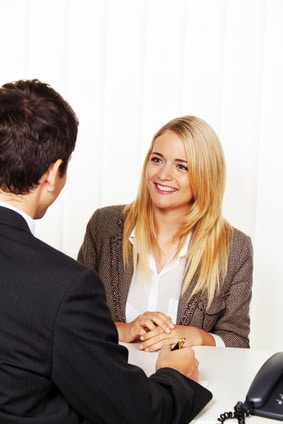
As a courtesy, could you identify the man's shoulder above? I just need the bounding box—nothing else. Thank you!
[35,236,90,277]
[33,239,103,301]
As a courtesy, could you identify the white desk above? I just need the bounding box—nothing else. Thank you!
[121,342,280,423]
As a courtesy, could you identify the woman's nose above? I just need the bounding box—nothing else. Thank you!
[157,164,172,180]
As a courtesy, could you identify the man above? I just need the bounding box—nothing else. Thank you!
[0,79,212,423]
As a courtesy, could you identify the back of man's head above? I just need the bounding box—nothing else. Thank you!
[0,79,79,194]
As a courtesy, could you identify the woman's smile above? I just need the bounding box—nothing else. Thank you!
[155,182,177,194]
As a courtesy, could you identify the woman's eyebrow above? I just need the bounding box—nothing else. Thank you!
[150,151,188,164]
[175,158,188,164]
[150,151,163,157]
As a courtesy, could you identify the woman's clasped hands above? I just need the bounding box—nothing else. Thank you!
[116,311,186,351]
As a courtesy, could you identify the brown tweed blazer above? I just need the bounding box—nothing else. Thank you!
[78,205,253,348]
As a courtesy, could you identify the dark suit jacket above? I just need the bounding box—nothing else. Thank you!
[78,205,253,348]
[0,206,212,423]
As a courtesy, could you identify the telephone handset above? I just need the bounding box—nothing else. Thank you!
[245,351,283,420]
[217,352,283,423]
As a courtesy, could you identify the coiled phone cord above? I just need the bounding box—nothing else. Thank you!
[217,401,250,423]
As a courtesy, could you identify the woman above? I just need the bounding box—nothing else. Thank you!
[78,115,253,351]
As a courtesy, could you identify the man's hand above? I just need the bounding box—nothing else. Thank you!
[156,344,199,382]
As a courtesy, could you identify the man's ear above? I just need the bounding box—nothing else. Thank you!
[45,159,63,192]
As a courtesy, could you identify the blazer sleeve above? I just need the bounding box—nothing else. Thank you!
[208,230,253,347]
[52,268,212,424]
[77,210,99,268]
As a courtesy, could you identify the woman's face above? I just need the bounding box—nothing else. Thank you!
[145,130,193,215]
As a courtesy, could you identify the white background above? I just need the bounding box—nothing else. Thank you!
[0,0,282,349]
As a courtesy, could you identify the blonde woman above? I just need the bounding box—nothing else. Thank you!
[78,115,253,351]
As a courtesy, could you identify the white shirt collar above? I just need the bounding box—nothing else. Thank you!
[0,201,35,234]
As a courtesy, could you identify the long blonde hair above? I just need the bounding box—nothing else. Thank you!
[122,115,233,306]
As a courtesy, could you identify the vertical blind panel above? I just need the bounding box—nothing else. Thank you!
[63,0,109,251]
[181,0,227,126]
[251,0,283,349]
[0,0,30,82]
[220,0,266,235]
[100,1,146,207]
[28,0,69,86]
[141,0,187,145]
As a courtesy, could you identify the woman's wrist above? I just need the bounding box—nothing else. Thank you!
[115,321,129,342]
[175,325,216,347]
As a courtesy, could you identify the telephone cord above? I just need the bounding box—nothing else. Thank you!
[216,401,250,423]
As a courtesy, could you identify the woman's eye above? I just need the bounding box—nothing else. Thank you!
[151,156,162,163]
[177,164,188,171]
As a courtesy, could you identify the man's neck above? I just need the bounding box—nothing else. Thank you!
[0,192,34,218]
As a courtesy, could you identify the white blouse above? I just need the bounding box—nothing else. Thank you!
[126,231,190,323]
[125,229,225,347]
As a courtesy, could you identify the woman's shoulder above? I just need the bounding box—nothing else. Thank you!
[89,204,126,226]
[232,226,252,241]
[96,204,126,216]
[231,226,253,253]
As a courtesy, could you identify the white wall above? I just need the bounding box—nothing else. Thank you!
[0,0,282,349]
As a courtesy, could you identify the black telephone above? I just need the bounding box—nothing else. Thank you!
[217,352,283,423]
[245,351,283,420]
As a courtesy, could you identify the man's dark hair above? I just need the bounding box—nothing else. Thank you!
[0,79,79,194]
